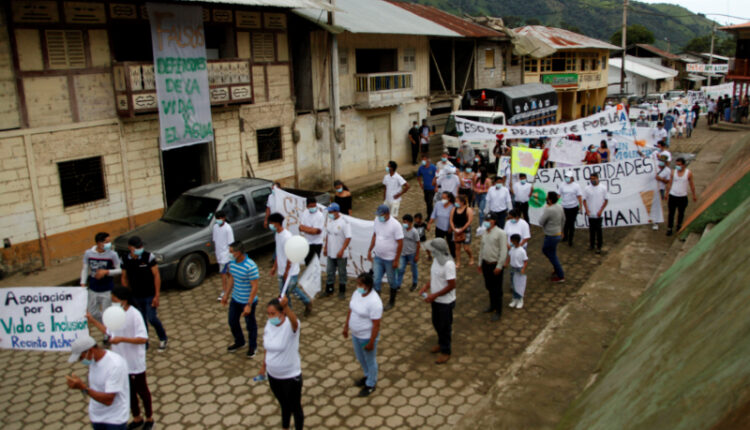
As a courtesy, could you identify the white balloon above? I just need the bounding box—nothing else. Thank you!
[102,305,126,331]
[284,235,309,264]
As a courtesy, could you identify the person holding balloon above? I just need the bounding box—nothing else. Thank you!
[268,213,313,317]
[87,286,155,430]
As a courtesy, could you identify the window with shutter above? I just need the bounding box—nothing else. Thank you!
[251,33,275,62]
[45,30,86,69]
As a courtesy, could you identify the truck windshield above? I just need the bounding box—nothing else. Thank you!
[444,115,493,136]
[162,195,220,227]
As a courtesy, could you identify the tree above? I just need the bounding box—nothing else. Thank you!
[683,35,711,53]
[526,18,542,26]
[610,24,655,46]
[683,35,735,56]
[502,15,523,28]
[561,21,581,34]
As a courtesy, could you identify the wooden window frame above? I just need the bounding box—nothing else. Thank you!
[256,126,283,163]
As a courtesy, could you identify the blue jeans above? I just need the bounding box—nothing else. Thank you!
[92,424,126,430]
[228,299,257,351]
[352,335,379,388]
[475,193,487,224]
[132,297,167,341]
[542,235,564,279]
[372,256,397,292]
[396,254,418,289]
[278,275,310,306]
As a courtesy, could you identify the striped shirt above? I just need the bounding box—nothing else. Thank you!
[229,255,260,304]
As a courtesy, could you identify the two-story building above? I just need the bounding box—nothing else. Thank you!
[0,0,327,274]
[607,55,678,96]
[510,26,620,121]
[720,22,750,98]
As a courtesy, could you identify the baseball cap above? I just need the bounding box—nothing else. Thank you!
[327,203,340,212]
[564,170,574,178]
[68,334,97,363]
[424,238,452,265]
[376,204,390,216]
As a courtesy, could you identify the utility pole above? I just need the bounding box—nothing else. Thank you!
[620,0,628,95]
[708,23,716,85]
[328,0,341,186]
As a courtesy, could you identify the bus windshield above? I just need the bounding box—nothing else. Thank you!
[444,115,493,136]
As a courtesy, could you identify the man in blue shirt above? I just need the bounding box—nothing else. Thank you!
[417,154,437,220]
[221,241,260,357]
[663,110,675,145]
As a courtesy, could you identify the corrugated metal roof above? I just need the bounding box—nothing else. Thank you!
[179,0,334,9]
[609,56,678,80]
[385,1,505,38]
[634,44,681,61]
[513,26,621,51]
[719,21,750,31]
[294,0,460,36]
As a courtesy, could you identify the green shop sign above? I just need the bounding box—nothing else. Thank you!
[542,73,578,87]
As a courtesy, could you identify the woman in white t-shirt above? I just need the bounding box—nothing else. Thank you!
[259,297,303,430]
[557,171,583,247]
[343,272,383,397]
[87,286,153,429]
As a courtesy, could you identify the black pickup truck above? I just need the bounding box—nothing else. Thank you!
[113,178,329,289]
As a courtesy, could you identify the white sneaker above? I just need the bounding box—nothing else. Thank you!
[217,291,224,301]
[515,299,524,309]
[652,224,659,231]
[508,299,518,308]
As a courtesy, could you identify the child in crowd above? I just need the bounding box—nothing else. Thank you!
[396,214,420,297]
[413,213,427,243]
[506,234,528,309]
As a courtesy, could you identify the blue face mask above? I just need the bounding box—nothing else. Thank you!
[81,358,93,366]
[445,174,452,179]
[520,180,527,185]
[229,254,237,262]
[386,167,391,173]
[357,287,367,295]
[482,221,491,229]
[103,242,112,251]
[675,165,683,171]
[269,317,282,326]
[336,187,344,193]
[658,161,665,167]
[215,219,224,226]
[328,213,335,220]
[466,168,472,173]
[421,160,426,166]
[402,223,409,229]
[590,148,597,153]
[441,157,447,162]
[269,224,277,232]
[510,219,518,224]
[309,207,317,214]
[377,216,386,223]
[454,203,460,208]
[495,184,502,189]
[134,248,144,256]
[474,157,480,162]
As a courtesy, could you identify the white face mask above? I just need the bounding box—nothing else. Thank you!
[441,199,448,205]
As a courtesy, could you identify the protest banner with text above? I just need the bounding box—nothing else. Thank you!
[0,287,88,351]
[528,158,663,228]
[148,3,213,150]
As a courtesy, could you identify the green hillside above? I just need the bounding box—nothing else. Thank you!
[408,0,723,53]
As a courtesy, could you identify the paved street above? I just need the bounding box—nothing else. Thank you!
[0,125,722,429]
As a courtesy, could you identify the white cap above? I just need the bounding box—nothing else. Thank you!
[564,170,574,178]
[67,334,96,363]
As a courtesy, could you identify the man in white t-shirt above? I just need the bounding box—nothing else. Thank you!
[264,181,282,229]
[299,197,325,266]
[511,173,533,223]
[269,212,312,316]
[651,122,668,146]
[367,205,404,296]
[213,210,235,301]
[435,151,454,177]
[583,173,609,254]
[324,203,352,298]
[486,175,513,228]
[419,238,456,365]
[383,160,409,217]
[65,334,130,429]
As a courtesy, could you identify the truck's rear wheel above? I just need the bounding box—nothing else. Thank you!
[176,253,206,289]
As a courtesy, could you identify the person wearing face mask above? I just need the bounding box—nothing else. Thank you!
[477,216,507,322]
[65,334,130,430]
[221,241,260,356]
[417,155,437,219]
[212,210,235,302]
[395,214,420,298]
[582,144,601,165]
[450,195,474,269]
[583,173,609,254]
[420,238,457,364]
[409,120,420,165]
[427,192,456,258]
[382,160,409,217]
[269,213,313,316]
[458,165,475,205]
[539,192,565,283]
[259,297,304,430]
[121,236,168,351]
[652,155,672,231]
[485,175,513,228]
[504,209,531,250]
[511,173,533,223]
[456,140,475,168]
[87,286,153,430]
[343,272,383,396]
[665,158,697,236]
[435,151,454,177]
[81,232,122,323]
[367,205,404,298]
[333,180,353,216]
[473,167,492,225]
[264,181,283,229]
[300,197,326,266]
[323,203,351,298]
[557,171,583,247]
[435,165,460,199]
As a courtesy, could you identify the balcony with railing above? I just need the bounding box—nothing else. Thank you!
[112,59,253,117]
[354,72,414,109]
[727,58,750,80]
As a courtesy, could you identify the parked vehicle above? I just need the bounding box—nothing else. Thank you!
[113,178,329,289]
[442,84,557,161]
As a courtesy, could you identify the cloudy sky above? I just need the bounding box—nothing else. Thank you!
[639,0,750,26]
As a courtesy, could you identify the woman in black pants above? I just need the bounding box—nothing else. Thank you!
[259,297,304,430]
[427,192,456,258]
[557,172,583,246]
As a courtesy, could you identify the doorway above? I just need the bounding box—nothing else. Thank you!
[366,115,391,173]
[161,142,215,206]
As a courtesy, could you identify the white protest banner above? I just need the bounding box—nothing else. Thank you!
[272,188,374,278]
[548,130,656,166]
[498,155,511,178]
[0,287,88,351]
[455,109,630,140]
[298,255,322,298]
[148,3,213,150]
[528,158,663,228]
[703,83,733,100]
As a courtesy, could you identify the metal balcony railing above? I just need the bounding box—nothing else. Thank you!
[355,72,413,93]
